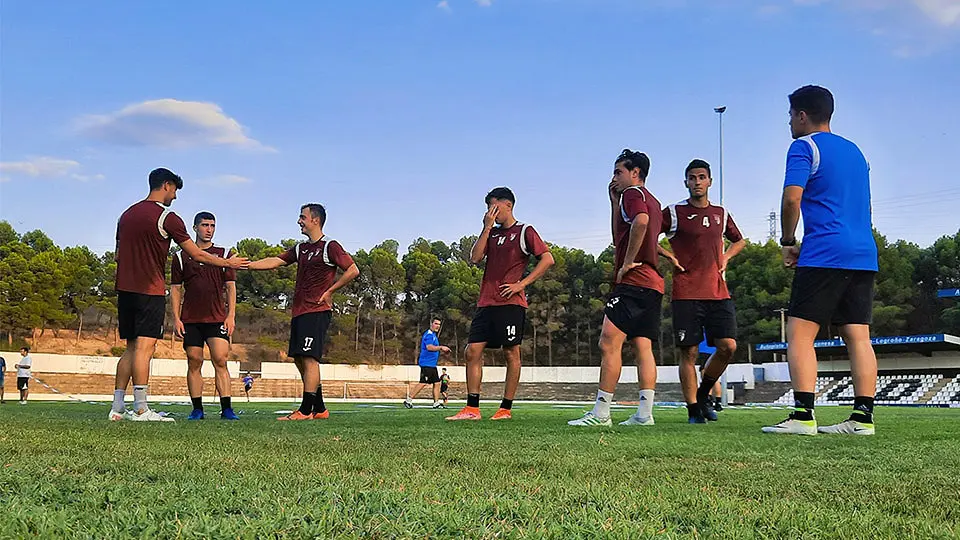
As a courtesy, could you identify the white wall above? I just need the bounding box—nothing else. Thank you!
[7,353,758,385]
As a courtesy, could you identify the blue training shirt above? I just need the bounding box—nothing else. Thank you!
[418,330,440,367]
[784,132,878,271]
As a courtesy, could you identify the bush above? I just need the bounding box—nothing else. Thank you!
[110,346,126,357]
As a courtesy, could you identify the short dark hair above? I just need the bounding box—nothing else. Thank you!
[485,187,516,206]
[148,168,183,191]
[432,317,442,324]
[301,203,326,227]
[20,346,29,353]
[685,159,711,177]
[194,211,216,226]
[615,149,650,180]
[789,85,834,124]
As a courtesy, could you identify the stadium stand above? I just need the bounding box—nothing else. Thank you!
[771,373,960,406]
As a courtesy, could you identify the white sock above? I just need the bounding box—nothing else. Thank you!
[637,389,655,419]
[111,389,126,413]
[592,390,614,418]
[133,385,148,414]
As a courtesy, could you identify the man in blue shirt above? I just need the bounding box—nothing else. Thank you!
[404,318,451,409]
[0,355,6,404]
[764,85,879,436]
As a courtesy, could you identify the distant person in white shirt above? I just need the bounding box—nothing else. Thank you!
[16,347,32,405]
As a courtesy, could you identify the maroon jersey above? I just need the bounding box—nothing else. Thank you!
[662,201,743,300]
[171,245,237,323]
[614,186,664,294]
[115,200,191,296]
[478,222,549,308]
[278,236,355,317]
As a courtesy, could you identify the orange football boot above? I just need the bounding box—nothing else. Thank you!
[445,406,482,421]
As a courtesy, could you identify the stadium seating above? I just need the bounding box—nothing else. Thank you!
[772,373,960,406]
[928,375,960,406]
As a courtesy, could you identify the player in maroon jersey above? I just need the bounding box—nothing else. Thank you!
[569,149,663,427]
[659,159,746,423]
[446,187,554,421]
[109,168,248,422]
[171,211,240,421]
[246,204,360,420]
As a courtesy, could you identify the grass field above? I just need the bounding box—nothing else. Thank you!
[1,402,958,539]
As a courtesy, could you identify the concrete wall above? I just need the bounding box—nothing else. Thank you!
[11,353,756,385]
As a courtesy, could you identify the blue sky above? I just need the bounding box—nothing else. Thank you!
[2,0,958,256]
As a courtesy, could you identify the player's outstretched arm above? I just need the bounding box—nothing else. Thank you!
[247,257,288,271]
[180,239,249,269]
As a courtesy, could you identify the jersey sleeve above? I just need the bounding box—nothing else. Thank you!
[661,207,673,235]
[784,139,814,189]
[327,240,355,270]
[278,245,299,265]
[620,188,648,223]
[164,212,192,245]
[524,226,550,257]
[724,212,744,243]
[224,248,237,282]
[171,253,183,285]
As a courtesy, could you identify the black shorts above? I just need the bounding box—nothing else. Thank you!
[604,284,662,340]
[789,267,876,327]
[183,322,229,349]
[17,377,29,390]
[288,311,332,360]
[468,305,526,349]
[419,366,441,384]
[671,299,737,348]
[244,383,253,391]
[117,291,166,340]
[440,384,449,393]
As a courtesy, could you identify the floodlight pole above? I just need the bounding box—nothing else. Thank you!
[715,106,729,406]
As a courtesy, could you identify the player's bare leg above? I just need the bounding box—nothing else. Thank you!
[763,317,820,435]
[569,316,625,426]
[819,324,877,435]
[492,345,521,420]
[447,343,485,420]
[185,346,205,419]
[208,338,237,419]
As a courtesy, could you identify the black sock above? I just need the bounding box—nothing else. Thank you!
[191,397,203,411]
[299,392,316,415]
[792,391,815,421]
[220,396,231,410]
[697,376,718,403]
[714,396,723,407]
[851,396,874,423]
[313,386,327,414]
[686,403,699,418]
[500,399,513,410]
[467,393,480,408]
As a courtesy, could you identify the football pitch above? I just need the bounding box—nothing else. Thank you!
[1,403,958,539]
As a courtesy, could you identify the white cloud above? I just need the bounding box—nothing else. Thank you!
[437,0,451,11]
[913,0,960,26]
[0,156,80,177]
[204,174,253,186]
[0,156,104,182]
[76,99,275,152]
[476,0,493,6]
